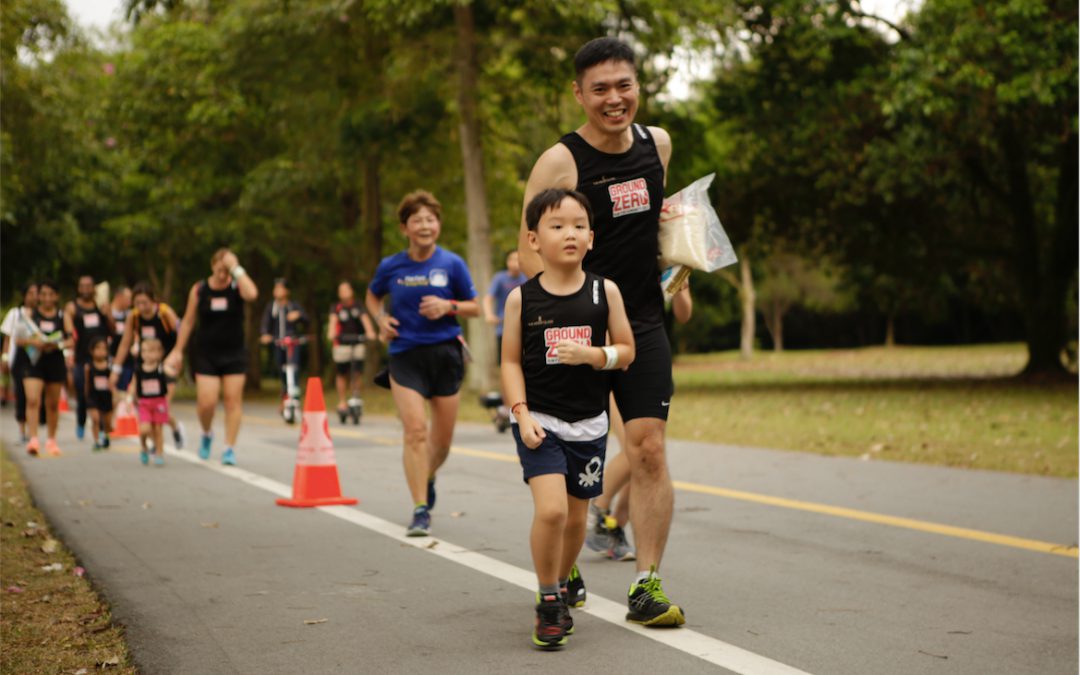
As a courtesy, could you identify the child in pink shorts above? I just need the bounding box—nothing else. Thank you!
[133,338,170,466]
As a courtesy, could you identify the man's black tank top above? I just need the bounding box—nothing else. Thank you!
[73,302,109,363]
[560,123,665,332]
[196,281,245,353]
[520,272,609,423]
[134,307,177,355]
[136,365,168,399]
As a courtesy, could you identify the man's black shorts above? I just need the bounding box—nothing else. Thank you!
[612,324,673,422]
[389,340,464,399]
[193,349,248,377]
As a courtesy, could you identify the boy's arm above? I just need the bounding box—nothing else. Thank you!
[499,289,545,448]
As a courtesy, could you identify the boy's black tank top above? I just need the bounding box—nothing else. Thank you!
[559,123,665,332]
[74,302,109,363]
[88,363,112,391]
[196,281,245,353]
[520,272,609,423]
[135,365,168,399]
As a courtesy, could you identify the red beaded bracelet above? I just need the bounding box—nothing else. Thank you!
[510,401,527,417]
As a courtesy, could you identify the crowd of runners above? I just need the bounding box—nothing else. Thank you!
[2,37,695,649]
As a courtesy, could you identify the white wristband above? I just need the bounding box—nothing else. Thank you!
[111,363,123,374]
[231,265,246,279]
[600,346,619,370]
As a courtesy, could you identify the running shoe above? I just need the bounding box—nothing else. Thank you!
[26,437,40,456]
[557,588,575,635]
[426,477,436,511]
[532,592,568,649]
[102,432,110,450]
[139,449,149,466]
[565,564,586,608]
[173,421,187,450]
[337,406,348,424]
[45,439,61,456]
[406,506,431,537]
[626,566,686,627]
[585,502,612,553]
[92,441,103,452]
[198,433,212,460]
[153,454,165,467]
[221,448,236,466]
[76,424,85,441]
[607,526,636,561]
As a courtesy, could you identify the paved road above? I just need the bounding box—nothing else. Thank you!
[5,400,1077,674]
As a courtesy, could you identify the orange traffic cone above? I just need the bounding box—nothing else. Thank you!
[276,378,358,508]
[58,388,71,413]
[111,398,140,438]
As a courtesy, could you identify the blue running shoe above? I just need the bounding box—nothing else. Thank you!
[139,450,149,466]
[427,477,436,511]
[198,433,212,460]
[76,425,85,441]
[406,506,431,537]
[221,448,236,466]
[153,454,165,467]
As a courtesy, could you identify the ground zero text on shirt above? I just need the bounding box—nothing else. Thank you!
[608,177,650,217]
[544,325,593,364]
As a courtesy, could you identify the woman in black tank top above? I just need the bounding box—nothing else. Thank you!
[166,248,258,466]
[20,279,71,456]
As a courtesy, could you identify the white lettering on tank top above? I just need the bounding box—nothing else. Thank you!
[608,177,650,218]
[543,325,593,364]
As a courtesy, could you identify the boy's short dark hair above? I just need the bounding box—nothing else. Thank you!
[87,335,109,353]
[574,37,636,82]
[525,189,594,231]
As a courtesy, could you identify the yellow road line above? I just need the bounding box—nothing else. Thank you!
[240,412,1079,559]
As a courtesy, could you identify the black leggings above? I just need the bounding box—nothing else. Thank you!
[12,351,44,425]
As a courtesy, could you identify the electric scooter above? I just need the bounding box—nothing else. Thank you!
[337,334,364,425]
[479,391,511,433]
[275,335,308,425]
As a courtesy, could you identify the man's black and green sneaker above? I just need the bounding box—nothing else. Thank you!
[532,592,568,649]
[565,563,586,607]
[626,566,686,627]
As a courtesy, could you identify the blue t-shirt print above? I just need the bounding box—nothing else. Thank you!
[369,246,478,354]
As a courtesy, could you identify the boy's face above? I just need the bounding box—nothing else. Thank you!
[573,59,640,136]
[92,342,108,360]
[142,341,163,362]
[401,206,441,249]
[338,282,354,302]
[528,198,593,266]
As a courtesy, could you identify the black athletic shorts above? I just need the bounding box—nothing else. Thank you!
[193,349,248,377]
[388,340,464,399]
[335,360,364,377]
[87,390,113,413]
[27,351,67,383]
[612,324,674,422]
[512,425,608,499]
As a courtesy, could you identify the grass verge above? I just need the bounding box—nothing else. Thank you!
[0,444,136,674]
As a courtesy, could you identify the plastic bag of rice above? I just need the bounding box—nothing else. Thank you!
[658,174,737,272]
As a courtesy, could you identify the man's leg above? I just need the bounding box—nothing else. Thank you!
[622,417,673,571]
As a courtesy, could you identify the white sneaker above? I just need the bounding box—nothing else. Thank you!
[173,421,187,450]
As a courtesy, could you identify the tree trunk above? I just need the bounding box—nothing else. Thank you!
[454,2,495,392]
[360,153,384,385]
[884,312,896,348]
[771,301,784,352]
[739,252,755,360]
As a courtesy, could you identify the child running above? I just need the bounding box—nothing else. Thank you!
[133,338,170,466]
[501,188,635,649]
[84,336,114,451]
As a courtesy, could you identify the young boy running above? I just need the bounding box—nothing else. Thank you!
[501,188,635,649]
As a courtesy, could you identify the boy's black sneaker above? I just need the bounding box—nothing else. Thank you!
[565,563,586,607]
[626,566,686,627]
[532,593,568,649]
[558,588,575,635]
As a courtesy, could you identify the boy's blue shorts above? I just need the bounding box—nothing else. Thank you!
[512,425,607,499]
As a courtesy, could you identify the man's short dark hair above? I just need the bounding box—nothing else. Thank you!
[574,37,636,81]
[525,189,594,231]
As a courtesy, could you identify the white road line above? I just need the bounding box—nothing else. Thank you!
[165,447,812,675]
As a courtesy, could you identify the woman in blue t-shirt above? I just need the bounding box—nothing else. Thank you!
[366,190,479,537]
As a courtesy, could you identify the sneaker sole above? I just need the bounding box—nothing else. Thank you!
[405,528,430,537]
[626,605,686,627]
[531,633,567,649]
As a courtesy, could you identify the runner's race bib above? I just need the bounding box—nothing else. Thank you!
[39,320,56,333]
[142,378,161,396]
[141,325,156,339]
[94,376,109,390]
[83,313,100,328]
[116,322,125,335]
[210,297,228,312]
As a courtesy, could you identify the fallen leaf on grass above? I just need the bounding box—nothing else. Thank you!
[200,522,219,529]
[41,538,58,553]
[75,669,89,675]
[40,563,63,572]
[303,618,328,625]
[22,528,40,538]
[5,586,25,593]
[73,566,85,577]
[96,655,121,668]
[26,521,38,528]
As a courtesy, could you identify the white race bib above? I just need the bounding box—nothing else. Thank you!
[210,297,228,312]
[94,376,110,391]
[142,378,161,396]
[141,325,156,339]
[39,320,55,333]
[82,313,100,328]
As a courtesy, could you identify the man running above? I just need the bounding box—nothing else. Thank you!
[64,275,114,442]
[518,36,683,626]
